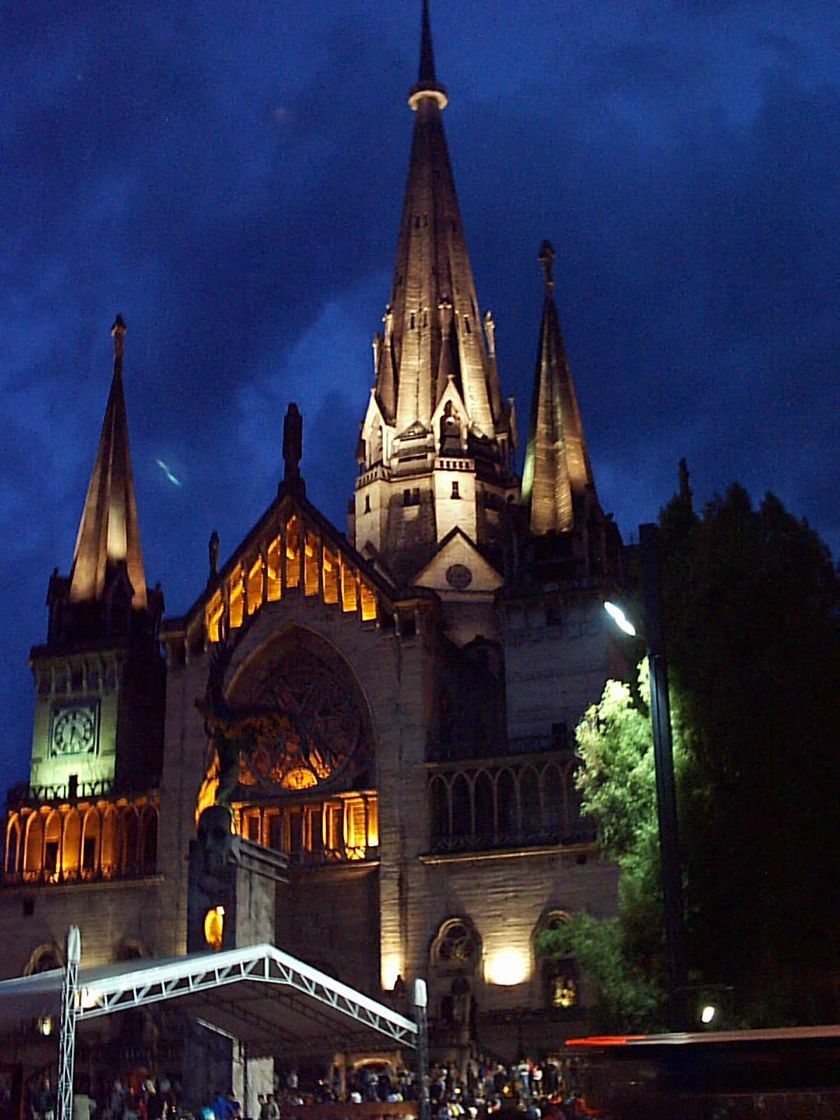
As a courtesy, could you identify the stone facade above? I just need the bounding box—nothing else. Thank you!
[0,1,627,1081]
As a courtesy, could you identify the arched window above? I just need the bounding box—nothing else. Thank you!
[120,806,139,876]
[139,808,158,876]
[496,769,517,836]
[101,806,119,879]
[543,763,566,837]
[81,808,101,879]
[44,811,62,881]
[23,813,45,881]
[536,911,580,1013]
[5,814,22,878]
[474,771,493,842]
[63,809,81,881]
[24,944,62,976]
[450,775,471,842]
[520,767,541,837]
[428,776,448,846]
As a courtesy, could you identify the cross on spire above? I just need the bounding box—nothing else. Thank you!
[539,240,556,295]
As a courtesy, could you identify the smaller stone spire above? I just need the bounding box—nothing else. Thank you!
[522,243,595,536]
[69,315,148,609]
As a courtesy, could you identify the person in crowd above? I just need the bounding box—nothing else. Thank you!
[72,1084,96,1120]
[31,1078,56,1120]
[259,1094,279,1120]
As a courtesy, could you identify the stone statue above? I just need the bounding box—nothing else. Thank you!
[208,530,219,581]
[283,402,303,484]
[196,639,292,808]
[197,804,234,877]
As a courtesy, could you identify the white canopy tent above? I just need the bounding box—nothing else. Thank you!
[0,938,421,1117]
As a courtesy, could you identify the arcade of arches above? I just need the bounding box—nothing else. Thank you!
[4,796,158,885]
[427,754,591,854]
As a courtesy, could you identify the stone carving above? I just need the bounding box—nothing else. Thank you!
[197,804,233,877]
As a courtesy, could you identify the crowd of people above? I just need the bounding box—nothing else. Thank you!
[270,1057,592,1120]
[23,1055,594,1120]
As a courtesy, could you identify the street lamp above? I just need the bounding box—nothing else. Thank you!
[604,523,688,1030]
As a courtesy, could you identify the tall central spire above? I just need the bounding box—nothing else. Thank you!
[352,2,517,580]
[377,0,503,438]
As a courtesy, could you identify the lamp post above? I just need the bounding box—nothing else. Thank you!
[605,523,688,1030]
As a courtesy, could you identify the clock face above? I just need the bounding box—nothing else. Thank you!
[51,703,98,757]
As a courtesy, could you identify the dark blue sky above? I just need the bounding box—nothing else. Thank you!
[3,1,839,796]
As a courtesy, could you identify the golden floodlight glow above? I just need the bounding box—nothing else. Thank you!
[485,947,529,986]
[204,905,225,952]
[701,1004,716,1024]
[380,952,403,992]
[78,986,101,1010]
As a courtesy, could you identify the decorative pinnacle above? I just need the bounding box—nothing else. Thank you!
[539,241,556,294]
[408,0,448,110]
[111,314,127,366]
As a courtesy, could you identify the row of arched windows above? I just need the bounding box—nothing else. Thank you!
[4,801,158,885]
[427,758,592,854]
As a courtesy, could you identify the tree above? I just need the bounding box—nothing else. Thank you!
[538,484,840,1029]
[537,665,670,1031]
[662,484,840,1024]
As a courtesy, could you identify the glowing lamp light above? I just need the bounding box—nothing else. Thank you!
[604,601,636,636]
[78,986,102,1010]
[381,953,403,992]
[37,1016,53,1036]
[204,905,225,952]
[701,1004,716,1025]
[485,948,529,986]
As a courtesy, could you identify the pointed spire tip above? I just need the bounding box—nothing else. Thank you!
[408,0,448,110]
[111,314,126,364]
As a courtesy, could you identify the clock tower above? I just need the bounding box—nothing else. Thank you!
[28,317,165,799]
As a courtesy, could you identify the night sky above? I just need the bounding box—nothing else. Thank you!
[3,1,839,797]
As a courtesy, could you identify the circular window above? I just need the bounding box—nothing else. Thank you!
[445,563,473,591]
[229,638,370,795]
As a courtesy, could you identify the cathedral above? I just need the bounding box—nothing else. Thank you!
[1,0,625,1083]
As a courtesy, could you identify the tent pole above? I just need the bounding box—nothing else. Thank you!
[412,980,429,1120]
[58,927,81,1120]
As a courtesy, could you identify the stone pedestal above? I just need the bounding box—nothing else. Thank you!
[185,811,288,1110]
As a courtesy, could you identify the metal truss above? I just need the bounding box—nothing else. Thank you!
[58,929,81,1120]
[77,945,417,1050]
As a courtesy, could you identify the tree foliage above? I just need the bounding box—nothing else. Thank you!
[538,483,840,1029]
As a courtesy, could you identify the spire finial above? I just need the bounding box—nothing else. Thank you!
[538,241,556,294]
[111,314,127,369]
[419,0,436,85]
[408,0,448,110]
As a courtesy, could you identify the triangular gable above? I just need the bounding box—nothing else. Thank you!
[162,484,408,648]
[412,527,503,596]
